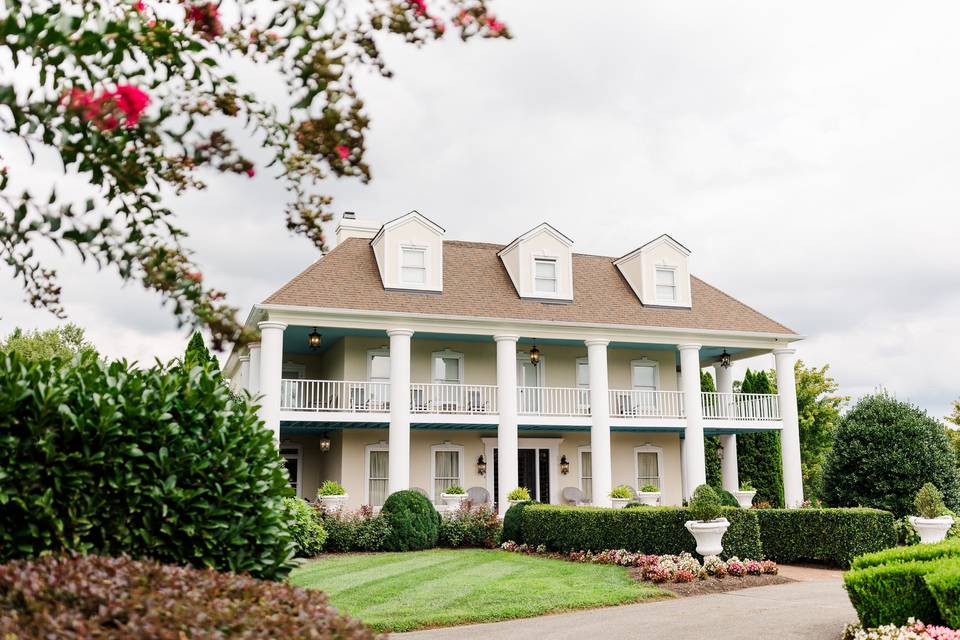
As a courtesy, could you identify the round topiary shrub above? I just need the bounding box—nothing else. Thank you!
[688,485,723,522]
[0,351,295,579]
[502,500,533,543]
[822,393,960,517]
[282,497,327,557]
[717,489,741,508]
[381,490,440,551]
[0,554,377,639]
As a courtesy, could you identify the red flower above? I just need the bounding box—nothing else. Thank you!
[245,167,255,177]
[409,0,427,15]
[110,85,151,126]
[185,2,223,40]
[335,145,350,160]
[485,15,505,34]
[63,85,149,130]
[132,0,145,12]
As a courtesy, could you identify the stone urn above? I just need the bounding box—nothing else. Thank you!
[441,493,468,510]
[318,494,348,509]
[909,515,954,544]
[684,518,730,556]
[635,491,661,507]
[733,490,757,509]
[610,497,630,509]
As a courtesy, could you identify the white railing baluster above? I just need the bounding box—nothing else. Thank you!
[698,392,781,421]
[607,390,686,419]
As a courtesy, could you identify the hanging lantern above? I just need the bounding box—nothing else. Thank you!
[319,435,331,452]
[307,328,322,350]
[719,350,732,369]
[559,454,570,475]
[476,455,487,476]
[529,345,541,366]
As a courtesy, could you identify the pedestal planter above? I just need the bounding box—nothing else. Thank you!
[684,518,730,557]
[909,515,954,544]
[610,497,630,509]
[441,493,468,510]
[733,490,757,509]
[507,499,524,508]
[318,494,348,509]
[635,491,661,506]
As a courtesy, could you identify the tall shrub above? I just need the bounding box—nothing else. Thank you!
[701,371,722,489]
[737,369,784,507]
[0,352,295,579]
[381,490,440,551]
[822,393,960,516]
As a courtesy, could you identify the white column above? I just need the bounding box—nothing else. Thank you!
[679,435,688,499]
[679,344,706,498]
[247,342,261,395]
[495,335,519,515]
[237,355,250,394]
[774,347,804,507]
[715,364,739,493]
[257,322,286,446]
[586,339,612,508]
[387,329,414,496]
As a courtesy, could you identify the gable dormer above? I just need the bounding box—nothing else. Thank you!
[497,223,574,301]
[614,234,692,308]
[370,211,445,292]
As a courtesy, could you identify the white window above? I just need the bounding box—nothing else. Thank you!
[431,443,464,504]
[401,247,426,285]
[631,360,658,391]
[366,348,390,409]
[579,446,592,502]
[534,258,558,294]
[634,445,663,490]
[575,357,590,411]
[365,442,389,507]
[655,267,677,303]
[281,363,306,409]
[432,350,463,385]
[280,444,302,498]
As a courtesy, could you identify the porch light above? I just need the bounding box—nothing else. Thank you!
[529,345,541,366]
[719,350,732,369]
[559,455,570,475]
[319,435,331,452]
[476,455,487,476]
[307,328,322,350]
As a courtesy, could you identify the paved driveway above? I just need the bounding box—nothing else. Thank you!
[394,568,855,640]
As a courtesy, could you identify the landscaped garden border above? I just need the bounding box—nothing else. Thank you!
[758,508,897,568]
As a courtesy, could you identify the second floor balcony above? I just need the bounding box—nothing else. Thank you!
[279,379,781,422]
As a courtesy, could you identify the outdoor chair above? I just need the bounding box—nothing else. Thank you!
[466,486,490,505]
[561,486,587,505]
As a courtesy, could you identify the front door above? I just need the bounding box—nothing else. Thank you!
[493,447,551,509]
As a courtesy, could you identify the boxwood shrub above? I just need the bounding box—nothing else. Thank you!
[844,560,946,627]
[924,562,960,628]
[0,554,379,639]
[0,352,295,579]
[851,539,960,571]
[381,490,440,551]
[520,505,762,560]
[502,500,533,544]
[756,508,896,568]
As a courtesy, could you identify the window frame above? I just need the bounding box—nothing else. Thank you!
[366,347,391,382]
[279,442,303,498]
[399,244,428,287]
[364,440,390,508]
[431,349,465,385]
[578,445,592,503]
[430,442,465,504]
[654,266,678,303]
[630,358,660,391]
[532,256,559,296]
[634,444,664,490]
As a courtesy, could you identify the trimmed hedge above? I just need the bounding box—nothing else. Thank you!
[844,560,946,627]
[757,508,896,568]
[851,539,960,571]
[381,490,440,551]
[502,500,533,544]
[0,554,378,639]
[520,505,762,560]
[924,562,960,628]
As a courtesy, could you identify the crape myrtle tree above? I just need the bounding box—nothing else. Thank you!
[0,0,511,350]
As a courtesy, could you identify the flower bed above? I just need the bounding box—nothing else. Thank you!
[842,619,960,640]
[499,542,777,584]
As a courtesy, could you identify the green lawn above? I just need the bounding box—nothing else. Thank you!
[289,549,669,632]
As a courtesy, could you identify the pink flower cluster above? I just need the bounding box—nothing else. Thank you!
[185,2,223,40]
[63,85,150,130]
[498,543,777,584]
[842,619,960,640]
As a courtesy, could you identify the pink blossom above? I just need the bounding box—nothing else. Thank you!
[132,0,145,12]
[186,271,203,283]
[185,2,223,39]
[335,145,350,160]
[409,0,427,15]
[485,14,505,34]
[245,167,255,178]
[110,85,150,126]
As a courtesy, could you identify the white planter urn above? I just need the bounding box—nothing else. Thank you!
[685,518,730,557]
[318,494,348,509]
[909,515,954,544]
[441,493,468,510]
[733,490,757,509]
[507,499,525,508]
[610,497,630,509]
[635,492,661,507]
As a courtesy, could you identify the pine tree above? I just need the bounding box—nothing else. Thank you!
[183,331,218,371]
[736,369,784,506]
[701,371,723,489]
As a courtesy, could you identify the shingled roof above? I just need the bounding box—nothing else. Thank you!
[263,238,796,335]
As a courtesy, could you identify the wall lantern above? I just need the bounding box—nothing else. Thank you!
[307,328,322,350]
[476,455,487,476]
[719,350,732,369]
[559,454,570,475]
[529,345,541,366]
[319,434,331,452]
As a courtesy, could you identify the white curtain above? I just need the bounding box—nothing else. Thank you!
[580,451,592,501]
[434,450,460,502]
[637,451,659,488]
[369,450,388,507]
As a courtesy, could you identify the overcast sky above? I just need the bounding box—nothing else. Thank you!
[2,1,958,420]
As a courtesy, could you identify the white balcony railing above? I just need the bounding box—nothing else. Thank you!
[609,390,685,419]
[410,383,498,415]
[701,392,781,421]
[517,386,591,417]
[280,379,390,412]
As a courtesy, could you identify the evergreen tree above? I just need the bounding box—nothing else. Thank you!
[736,369,785,506]
[183,331,219,371]
[701,371,723,489]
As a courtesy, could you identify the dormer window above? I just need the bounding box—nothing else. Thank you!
[655,267,678,303]
[534,258,558,295]
[401,246,427,285]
